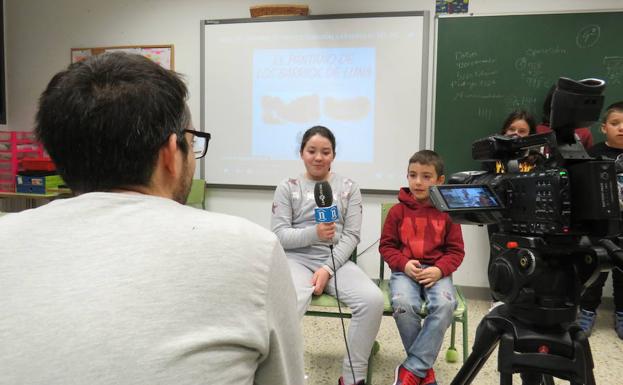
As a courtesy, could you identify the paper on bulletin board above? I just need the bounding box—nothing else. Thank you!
[71,45,174,70]
[140,47,172,70]
[105,47,141,55]
[71,49,92,63]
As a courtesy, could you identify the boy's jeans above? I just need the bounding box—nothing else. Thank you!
[390,270,457,378]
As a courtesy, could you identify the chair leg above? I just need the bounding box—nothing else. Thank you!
[445,320,459,363]
[462,313,469,363]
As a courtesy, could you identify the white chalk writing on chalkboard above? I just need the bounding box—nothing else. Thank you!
[504,95,538,112]
[604,56,623,85]
[576,25,600,48]
[514,46,567,89]
[477,107,494,121]
[452,51,499,99]
[453,92,503,101]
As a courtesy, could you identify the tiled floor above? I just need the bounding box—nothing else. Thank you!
[302,299,623,385]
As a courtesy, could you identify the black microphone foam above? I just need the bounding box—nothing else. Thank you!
[314,181,333,208]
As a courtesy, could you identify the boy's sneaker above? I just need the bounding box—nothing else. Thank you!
[577,309,596,336]
[422,368,438,385]
[337,376,365,385]
[392,365,422,385]
[615,311,623,339]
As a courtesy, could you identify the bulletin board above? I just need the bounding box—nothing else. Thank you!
[70,44,174,70]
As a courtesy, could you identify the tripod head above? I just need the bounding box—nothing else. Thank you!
[488,233,623,326]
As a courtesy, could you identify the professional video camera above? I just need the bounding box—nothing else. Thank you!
[431,77,619,237]
[429,77,623,385]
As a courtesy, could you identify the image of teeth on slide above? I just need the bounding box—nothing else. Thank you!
[261,94,320,124]
[323,96,371,121]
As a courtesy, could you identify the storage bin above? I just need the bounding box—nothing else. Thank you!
[0,131,45,192]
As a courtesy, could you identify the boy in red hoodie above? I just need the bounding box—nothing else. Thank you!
[380,150,465,385]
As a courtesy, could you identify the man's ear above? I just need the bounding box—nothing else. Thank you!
[160,134,180,176]
[437,174,446,185]
[601,123,607,135]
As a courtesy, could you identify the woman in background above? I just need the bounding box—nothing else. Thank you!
[487,109,540,173]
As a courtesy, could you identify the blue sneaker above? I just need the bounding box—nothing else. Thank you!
[615,311,623,339]
[577,309,596,336]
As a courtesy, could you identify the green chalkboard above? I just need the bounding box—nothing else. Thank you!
[435,11,623,175]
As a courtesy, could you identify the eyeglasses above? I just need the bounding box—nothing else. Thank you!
[184,129,211,159]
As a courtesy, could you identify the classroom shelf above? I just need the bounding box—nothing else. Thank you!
[0,131,45,192]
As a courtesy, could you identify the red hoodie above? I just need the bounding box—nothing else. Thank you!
[380,188,465,277]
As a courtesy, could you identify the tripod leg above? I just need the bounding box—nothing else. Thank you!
[568,325,596,385]
[517,373,543,385]
[540,374,555,385]
[451,314,504,385]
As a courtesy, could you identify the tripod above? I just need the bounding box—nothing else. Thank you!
[451,303,594,385]
[450,234,623,385]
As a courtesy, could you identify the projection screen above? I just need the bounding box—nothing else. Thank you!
[200,12,429,191]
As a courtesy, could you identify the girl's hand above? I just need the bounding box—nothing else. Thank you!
[311,268,331,295]
[316,222,336,241]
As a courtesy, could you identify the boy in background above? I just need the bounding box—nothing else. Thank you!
[577,101,623,338]
[380,150,465,385]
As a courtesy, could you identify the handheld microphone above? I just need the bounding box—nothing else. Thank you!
[313,181,355,382]
[313,181,339,223]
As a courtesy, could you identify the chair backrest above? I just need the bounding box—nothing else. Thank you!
[186,179,206,209]
[379,202,396,280]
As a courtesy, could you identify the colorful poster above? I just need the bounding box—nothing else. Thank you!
[141,47,172,70]
[436,0,469,15]
[71,49,92,63]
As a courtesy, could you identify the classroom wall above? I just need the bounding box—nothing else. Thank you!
[4,0,622,293]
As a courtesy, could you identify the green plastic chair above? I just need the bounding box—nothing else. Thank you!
[304,249,379,383]
[379,202,469,363]
[186,179,206,209]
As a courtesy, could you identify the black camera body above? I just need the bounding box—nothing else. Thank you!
[429,77,622,325]
[430,77,619,238]
[432,160,620,237]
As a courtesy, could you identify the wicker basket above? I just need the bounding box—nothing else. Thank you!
[250,4,309,18]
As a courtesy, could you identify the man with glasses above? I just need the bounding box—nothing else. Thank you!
[0,52,304,385]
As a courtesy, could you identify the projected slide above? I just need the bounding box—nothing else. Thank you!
[252,48,375,161]
[202,13,426,190]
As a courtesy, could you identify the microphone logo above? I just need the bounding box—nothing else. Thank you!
[315,205,338,222]
[314,181,339,223]
[318,191,327,207]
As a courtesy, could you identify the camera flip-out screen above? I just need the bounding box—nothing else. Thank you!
[429,184,503,212]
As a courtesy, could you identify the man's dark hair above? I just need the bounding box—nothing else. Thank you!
[35,52,189,193]
[409,149,444,177]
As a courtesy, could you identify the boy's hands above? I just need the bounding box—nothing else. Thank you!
[404,259,422,279]
[414,266,443,288]
[311,268,331,295]
[316,222,336,242]
[405,260,443,288]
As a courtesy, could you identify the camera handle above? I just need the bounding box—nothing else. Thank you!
[450,304,595,385]
[597,238,623,274]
